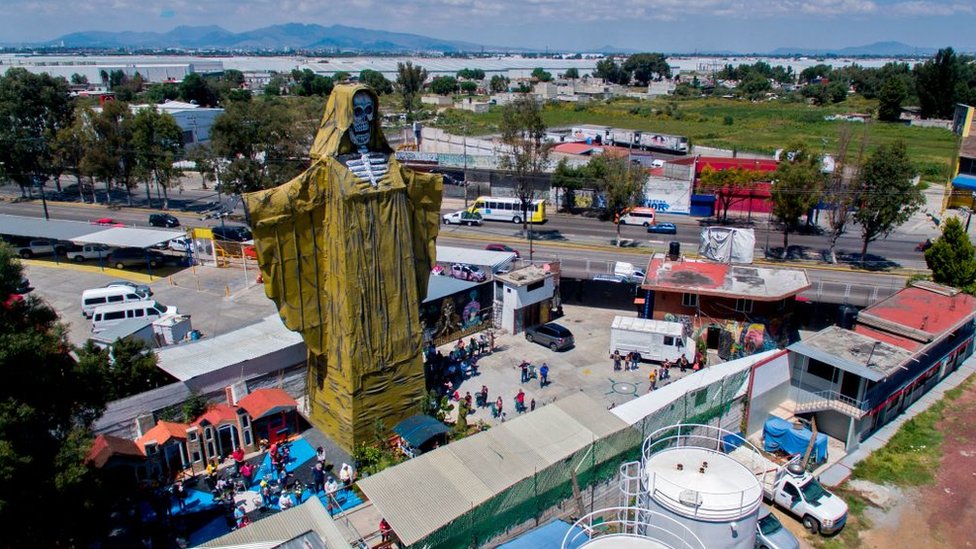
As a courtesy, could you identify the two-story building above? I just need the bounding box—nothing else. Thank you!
[493,265,557,334]
[787,281,976,450]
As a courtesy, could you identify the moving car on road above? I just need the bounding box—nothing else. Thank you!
[442,210,483,226]
[484,243,521,258]
[525,322,575,351]
[646,222,677,235]
[149,213,181,228]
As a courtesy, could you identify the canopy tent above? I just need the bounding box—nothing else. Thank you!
[762,416,828,463]
[393,414,451,448]
[952,174,976,191]
[0,214,182,249]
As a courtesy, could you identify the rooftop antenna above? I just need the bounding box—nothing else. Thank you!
[865,340,881,367]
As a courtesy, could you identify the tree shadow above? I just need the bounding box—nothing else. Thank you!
[833,251,901,272]
[522,229,567,242]
[764,245,820,261]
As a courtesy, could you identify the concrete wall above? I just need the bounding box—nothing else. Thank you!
[746,351,791,437]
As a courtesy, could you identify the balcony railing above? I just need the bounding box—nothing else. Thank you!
[791,386,868,419]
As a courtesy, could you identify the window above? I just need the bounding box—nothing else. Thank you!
[240,414,250,427]
[664,336,675,346]
[133,308,145,318]
[104,311,126,321]
[244,431,252,446]
[807,360,836,382]
[188,431,197,442]
[192,451,201,463]
[735,298,753,313]
[108,295,124,303]
[783,483,800,499]
[84,298,105,306]
[681,293,698,308]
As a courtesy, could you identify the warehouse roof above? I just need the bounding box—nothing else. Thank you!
[357,393,627,546]
[436,245,516,270]
[199,497,351,548]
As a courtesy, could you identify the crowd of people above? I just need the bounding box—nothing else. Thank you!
[424,334,493,398]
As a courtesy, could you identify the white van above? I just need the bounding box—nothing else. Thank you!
[81,286,151,318]
[91,301,177,333]
[618,207,656,227]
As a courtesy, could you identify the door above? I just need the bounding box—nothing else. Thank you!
[217,425,240,458]
[840,372,860,400]
[776,481,801,511]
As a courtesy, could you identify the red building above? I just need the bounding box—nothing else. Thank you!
[672,156,780,215]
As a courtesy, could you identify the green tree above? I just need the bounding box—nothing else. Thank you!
[826,81,848,103]
[594,58,629,85]
[70,73,88,85]
[563,67,580,80]
[739,73,771,100]
[131,107,184,209]
[359,69,393,94]
[51,108,94,199]
[456,68,485,81]
[915,47,960,119]
[0,242,109,545]
[499,95,550,258]
[824,124,866,264]
[771,142,825,257]
[290,68,334,97]
[489,74,509,93]
[531,67,553,82]
[799,64,833,84]
[144,82,181,104]
[429,76,458,96]
[83,100,137,205]
[622,53,671,86]
[924,217,976,289]
[333,71,351,83]
[877,76,908,122]
[0,68,74,198]
[179,72,219,106]
[396,61,427,121]
[459,81,478,95]
[591,156,646,245]
[854,141,924,266]
[551,158,586,211]
[264,73,287,96]
[76,337,173,400]
[697,166,759,222]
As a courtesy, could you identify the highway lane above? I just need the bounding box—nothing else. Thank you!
[0,198,912,306]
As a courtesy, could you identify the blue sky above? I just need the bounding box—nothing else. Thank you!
[3,0,974,52]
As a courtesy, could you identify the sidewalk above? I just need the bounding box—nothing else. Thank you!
[817,358,976,487]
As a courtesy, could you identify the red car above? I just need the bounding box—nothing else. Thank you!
[243,245,257,259]
[484,243,521,258]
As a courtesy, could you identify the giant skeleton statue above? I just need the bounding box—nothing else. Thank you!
[243,85,442,451]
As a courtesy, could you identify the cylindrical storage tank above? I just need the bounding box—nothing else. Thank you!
[668,241,681,260]
[638,447,761,549]
[577,538,670,549]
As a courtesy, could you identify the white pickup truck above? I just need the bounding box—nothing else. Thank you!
[730,448,848,535]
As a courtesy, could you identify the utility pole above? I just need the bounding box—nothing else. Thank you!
[35,175,50,220]
[463,119,469,209]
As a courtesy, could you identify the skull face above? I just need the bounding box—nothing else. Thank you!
[350,91,375,149]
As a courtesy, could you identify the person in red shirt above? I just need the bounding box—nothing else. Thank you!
[379,518,392,542]
[232,447,245,475]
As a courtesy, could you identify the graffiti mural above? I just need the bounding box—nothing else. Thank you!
[421,283,493,346]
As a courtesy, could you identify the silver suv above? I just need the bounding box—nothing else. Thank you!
[525,322,575,351]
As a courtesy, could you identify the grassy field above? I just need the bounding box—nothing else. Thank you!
[437,96,958,182]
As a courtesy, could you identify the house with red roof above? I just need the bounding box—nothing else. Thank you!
[787,281,976,450]
[90,387,299,477]
[639,253,811,337]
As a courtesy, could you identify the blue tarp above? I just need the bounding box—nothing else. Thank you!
[953,174,976,191]
[393,415,450,448]
[497,519,587,549]
[762,417,828,463]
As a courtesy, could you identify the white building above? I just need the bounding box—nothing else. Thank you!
[493,265,556,334]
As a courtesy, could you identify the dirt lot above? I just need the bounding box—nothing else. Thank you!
[859,378,976,549]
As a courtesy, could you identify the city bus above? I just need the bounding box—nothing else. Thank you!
[468,196,547,224]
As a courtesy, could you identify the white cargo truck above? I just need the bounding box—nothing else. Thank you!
[613,261,646,283]
[609,316,693,363]
[729,448,848,536]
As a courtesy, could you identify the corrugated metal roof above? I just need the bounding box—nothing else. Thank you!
[436,245,516,269]
[156,315,303,381]
[199,497,351,548]
[424,275,479,303]
[357,393,628,546]
[0,214,181,247]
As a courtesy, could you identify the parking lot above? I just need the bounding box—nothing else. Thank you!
[23,259,276,347]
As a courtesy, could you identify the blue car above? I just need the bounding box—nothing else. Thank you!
[646,222,677,235]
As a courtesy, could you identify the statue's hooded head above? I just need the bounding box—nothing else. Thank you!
[310,84,392,160]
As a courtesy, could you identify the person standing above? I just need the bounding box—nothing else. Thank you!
[539,363,549,387]
[679,354,689,373]
[530,398,536,412]
[519,361,529,383]
[631,352,641,371]
[648,368,657,391]
[232,446,245,475]
[612,350,622,371]
[315,446,327,464]
[495,396,504,418]
[380,518,393,542]
[516,389,526,413]
[312,462,325,494]
[480,385,489,408]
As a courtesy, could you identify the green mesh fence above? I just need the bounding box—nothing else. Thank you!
[409,369,751,548]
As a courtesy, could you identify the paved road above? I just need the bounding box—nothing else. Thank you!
[0,192,914,306]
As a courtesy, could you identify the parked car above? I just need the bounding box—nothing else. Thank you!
[525,322,575,351]
[593,274,627,283]
[646,222,677,235]
[450,263,487,282]
[149,213,181,228]
[168,237,192,253]
[442,210,483,226]
[484,243,521,258]
[211,225,252,242]
[104,281,152,297]
[243,245,257,259]
[15,239,69,258]
[756,505,800,549]
[106,248,168,270]
[66,243,115,263]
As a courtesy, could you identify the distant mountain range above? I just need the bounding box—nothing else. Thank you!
[768,41,939,57]
[32,23,489,52]
[15,25,957,57]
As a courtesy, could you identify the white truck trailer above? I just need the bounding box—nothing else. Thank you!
[729,447,848,535]
[609,316,693,363]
